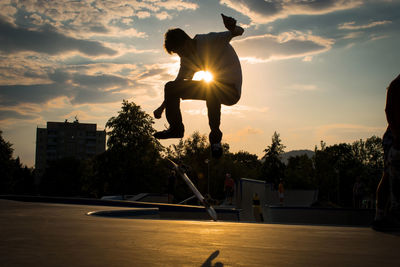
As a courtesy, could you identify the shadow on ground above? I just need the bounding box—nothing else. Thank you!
[201,250,224,267]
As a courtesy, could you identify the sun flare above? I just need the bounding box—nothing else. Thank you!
[193,71,213,83]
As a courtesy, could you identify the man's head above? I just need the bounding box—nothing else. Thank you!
[164,28,191,55]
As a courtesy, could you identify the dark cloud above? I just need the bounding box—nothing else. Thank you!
[138,68,168,79]
[73,73,129,89]
[0,18,117,56]
[0,70,133,107]
[0,110,39,121]
[233,33,332,61]
[0,83,68,107]
[220,0,363,23]
[71,87,128,105]
[134,66,175,85]
[89,25,109,34]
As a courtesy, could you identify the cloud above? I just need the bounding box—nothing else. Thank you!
[224,126,264,143]
[0,54,53,86]
[0,18,117,57]
[0,0,198,40]
[369,34,389,41]
[342,31,364,40]
[338,20,392,30]
[156,0,198,11]
[286,84,318,92]
[0,56,181,117]
[233,31,333,62]
[0,109,39,122]
[220,0,363,24]
[156,11,172,20]
[0,68,135,107]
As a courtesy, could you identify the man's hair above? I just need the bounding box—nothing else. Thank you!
[164,28,191,54]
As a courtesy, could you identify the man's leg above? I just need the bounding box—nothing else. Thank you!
[206,82,240,158]
[154,81,207,139]
[376,172,390,217]
[206,97,222,144]
[388,147,400,212]
[164,81,184,129]
[372,128,398,231]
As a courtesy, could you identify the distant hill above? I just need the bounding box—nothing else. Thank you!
[281,149,314,164]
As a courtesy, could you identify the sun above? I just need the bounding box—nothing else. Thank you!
[193,71,213,83]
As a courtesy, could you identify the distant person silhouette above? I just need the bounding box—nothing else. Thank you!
[153,14,244,158]
[252,193,263,222]
[372,73,400,231]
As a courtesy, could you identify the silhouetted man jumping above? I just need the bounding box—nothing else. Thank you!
[153,14,244,158]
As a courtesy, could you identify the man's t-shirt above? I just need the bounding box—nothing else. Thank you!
[177,31,242,97]
[225,177,234,189]
[278,183,284,194]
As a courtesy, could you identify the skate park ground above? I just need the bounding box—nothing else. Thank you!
[1,198,399,266]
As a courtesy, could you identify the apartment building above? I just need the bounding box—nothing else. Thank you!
[35,120,106,174]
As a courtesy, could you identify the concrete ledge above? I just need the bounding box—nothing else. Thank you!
[0,195,240,221]
[266,206,374,226]
[87,208,159,219]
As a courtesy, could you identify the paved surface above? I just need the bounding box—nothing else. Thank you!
[1,199,399,266]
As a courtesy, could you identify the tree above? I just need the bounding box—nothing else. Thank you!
[285,154,315,190]
[165,132,211,201]
[313,141,373,206]
[260,131,286,187]
[0,130,14,193]
[229,150,261,179]
[164,132,261,201]
[0,131,35,194]
[92,100,164,196]
[106,100,160,151]
[352,135,383,202]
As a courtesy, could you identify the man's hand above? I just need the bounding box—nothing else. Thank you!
[221,13,236,32]
[221,13,244,37]
[153,103,165,119]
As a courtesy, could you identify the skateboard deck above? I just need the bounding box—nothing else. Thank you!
[167,158,217,221]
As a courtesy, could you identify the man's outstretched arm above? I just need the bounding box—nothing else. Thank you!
[154,101,165,119]
[221,14,244,37]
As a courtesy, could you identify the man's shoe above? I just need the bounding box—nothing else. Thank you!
[154,126,184,139]
[211,142,223,159]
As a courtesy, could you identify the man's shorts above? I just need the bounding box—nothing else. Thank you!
[225,188,234,198]
[173,80,240,106]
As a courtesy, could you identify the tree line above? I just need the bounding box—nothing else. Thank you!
[0,100,384,207]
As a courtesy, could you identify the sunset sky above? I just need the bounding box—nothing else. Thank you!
[0,0,399,167]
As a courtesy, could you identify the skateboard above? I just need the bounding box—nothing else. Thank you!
[167,158,218,221]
